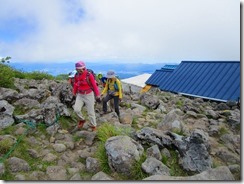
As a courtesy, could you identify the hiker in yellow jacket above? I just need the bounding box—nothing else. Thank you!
[101,70,122,117]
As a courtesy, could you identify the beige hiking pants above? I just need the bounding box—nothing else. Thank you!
[73,92,96,127]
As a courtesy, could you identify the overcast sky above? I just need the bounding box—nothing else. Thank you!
[0,0,240,64]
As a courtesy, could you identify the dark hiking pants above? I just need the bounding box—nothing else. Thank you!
[103,94,120,117]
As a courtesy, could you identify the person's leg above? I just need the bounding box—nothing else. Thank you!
[83,92,96,127]
[102,94,113,113]
[73,94,85,120]
[113,96,120,117]
[109,100,114,112]
[73,94,86,128]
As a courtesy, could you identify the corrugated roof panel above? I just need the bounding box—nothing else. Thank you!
[172,62,201,92]
[202,63,228,97]
[159,61,240,102]
[230,85,240,101]
[207,63,239,99]
[195,63,220,96]
[145,69,174,86]
[159,62,189,90]
[186,63,208,94]
[218,64,240,100]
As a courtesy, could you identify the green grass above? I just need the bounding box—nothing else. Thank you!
[0,63,61,89]
[130,153,149,180]
[0,166,15,180]
[131,117,139,129]
[219,126,228,137]
[72,135,82,142]
[0,126,16,135]
[141,109,149,117]
[161,154,168,165]
[94,123,132,178]
[96,123,130,143]
[36,161,57,172]
[94,142,111,174]
[176,100,184,108]
[0,64,16,88]
[8,135,56,171]
[13,105,30,115]
[0,139,13,155]
[166,150,188,177]
[36,123,48,135]
[58,116,74,130]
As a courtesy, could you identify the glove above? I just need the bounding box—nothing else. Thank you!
[96,97,101,103]
[100,95,105,101]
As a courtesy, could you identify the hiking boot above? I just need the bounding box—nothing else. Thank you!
[91,126,97,132]
[77,119,86,129]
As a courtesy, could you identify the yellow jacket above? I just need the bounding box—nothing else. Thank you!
[102,78,123,99]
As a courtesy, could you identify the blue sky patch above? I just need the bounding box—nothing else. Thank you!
[0,17,37,42]
[62,0,86,24]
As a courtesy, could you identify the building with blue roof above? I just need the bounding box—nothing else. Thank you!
[146,61,240,102]
[145,64,178,87]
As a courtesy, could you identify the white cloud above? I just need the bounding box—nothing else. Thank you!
[0,0,240,63]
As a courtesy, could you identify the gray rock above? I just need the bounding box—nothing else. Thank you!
[142,157,170,175]
[91,171,114,180]
[137,127,172,148]
[27,149,40,158]
[105,135,144,176]
[144,166,234,180]
[69,173,82,180]
[86,157,100,173]
[15,174,26,180]
[146,145,162,161]
[157,109,184,132]
[28,171,48,180]
[0,87,19,102]
[140,93,160,110]
[46,166,67,180]
[216,147,240,165]
[53,143,67,153]
[7,157,30,173]
[42,153,58,162]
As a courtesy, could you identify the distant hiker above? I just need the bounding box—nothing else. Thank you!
[101,70,122,117]
[68,70,77,87]
[97,73,107,87]
[73,61,101,131]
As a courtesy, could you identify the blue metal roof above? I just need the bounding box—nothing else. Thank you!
[159,61,240,102]
[145,68,174,86]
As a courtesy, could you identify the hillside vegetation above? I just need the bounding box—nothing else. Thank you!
[0,63,67,89]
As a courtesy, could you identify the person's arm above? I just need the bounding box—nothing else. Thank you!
[89,74,100,97]
[101,80,108,96]
[117,79,123,99]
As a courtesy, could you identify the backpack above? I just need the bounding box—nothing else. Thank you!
[86,69,99,89]
[113,78,123,92]
[74,69,98,90]
[87,69,97,80]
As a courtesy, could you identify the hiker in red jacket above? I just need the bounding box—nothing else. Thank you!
[73,61,101,131]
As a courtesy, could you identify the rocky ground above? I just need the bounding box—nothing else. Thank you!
[0,78,241,180]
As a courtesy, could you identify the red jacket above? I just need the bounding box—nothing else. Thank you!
[73,70,100,97]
